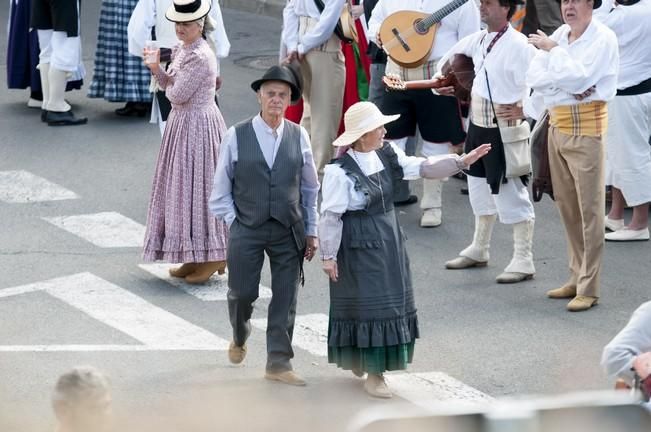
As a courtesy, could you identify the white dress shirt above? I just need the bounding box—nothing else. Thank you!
[367,0,480,61]
[601,0,651,90]
[209,115,320,236]
[282,0,347,55]
[525,18,619,111]
[438,24,537,105]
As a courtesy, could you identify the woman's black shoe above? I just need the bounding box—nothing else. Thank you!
[115,102,150,117]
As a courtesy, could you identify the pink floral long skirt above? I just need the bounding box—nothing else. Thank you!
[143,103,228,263]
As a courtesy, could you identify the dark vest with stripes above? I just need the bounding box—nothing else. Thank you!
[233,118,303,229]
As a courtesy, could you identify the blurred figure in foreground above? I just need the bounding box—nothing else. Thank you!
[52,366,112,432]
[602,301,651,410]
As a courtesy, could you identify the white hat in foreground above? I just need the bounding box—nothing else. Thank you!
[166,0,211,23]
[333,102,400,147]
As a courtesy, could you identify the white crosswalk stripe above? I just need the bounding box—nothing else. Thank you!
[0,273,228,351]
[43,211,146,247]
[386,372,493,407]
[139,263,273,301]
[0,170,79,203]
[252,313,329,357]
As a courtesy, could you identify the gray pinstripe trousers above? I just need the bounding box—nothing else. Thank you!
[227,219,302,372]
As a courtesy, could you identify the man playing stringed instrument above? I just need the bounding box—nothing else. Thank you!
[436,0,538,284]
[368,0,480,228]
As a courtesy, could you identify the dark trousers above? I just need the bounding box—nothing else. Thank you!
[227,219,301,372]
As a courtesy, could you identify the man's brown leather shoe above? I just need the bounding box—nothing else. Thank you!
[228,341,247,364]
[264,370,306,386]
[546,285,577,299]
[567,296,598,312]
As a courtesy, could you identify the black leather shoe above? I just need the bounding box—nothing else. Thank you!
[115,102,150,117]
[41,109,47,122]
[394,195,418,207]
[46,110,88,126]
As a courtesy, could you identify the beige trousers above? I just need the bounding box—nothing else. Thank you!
[299,18,346,175]
[548,126,605,298]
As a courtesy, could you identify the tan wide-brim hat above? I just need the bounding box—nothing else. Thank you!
[166,0,211,23]
[333,102,400,147]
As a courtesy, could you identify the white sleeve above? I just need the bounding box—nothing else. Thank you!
[601,302,651,386]
[320,163,354,214]
[546,32,619,95]
[438,32,477,76]
[128,0,156,58]
[282,0,300,53]
[209,1,231,59]
[367,0,387,43]
[389,141,426,180]
[299,0,347,54]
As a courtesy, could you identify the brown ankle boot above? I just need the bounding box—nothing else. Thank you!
[184,261,227,284]
[168,263,198,278]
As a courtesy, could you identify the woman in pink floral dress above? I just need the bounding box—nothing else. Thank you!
[142,0,228,284]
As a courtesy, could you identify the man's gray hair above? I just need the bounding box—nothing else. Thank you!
[52,366,110,407]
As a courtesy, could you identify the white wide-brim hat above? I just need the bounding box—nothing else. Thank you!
[332,101,400,147]
[166,0,211,23]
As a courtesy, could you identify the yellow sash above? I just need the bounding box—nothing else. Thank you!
[549,101,608,137]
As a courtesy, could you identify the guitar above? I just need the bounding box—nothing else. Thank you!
[379,0,470,68]
[382,54,475,102]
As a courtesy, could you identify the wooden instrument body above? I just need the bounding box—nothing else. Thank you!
[379,11,436,68]
[382,54,475,103]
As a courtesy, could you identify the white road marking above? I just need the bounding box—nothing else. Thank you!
[252,313,329,357]
[387,372,493,408]
[139,263,273,301]
[251,311,490,404]
[0,170,79,203]
[43,212,145,247]
[0,273,228,351]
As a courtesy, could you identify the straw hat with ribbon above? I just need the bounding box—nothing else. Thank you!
[333,102,400,147]
[166,0,211,23]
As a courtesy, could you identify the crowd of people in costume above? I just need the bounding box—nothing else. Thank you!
[5,0,651,402]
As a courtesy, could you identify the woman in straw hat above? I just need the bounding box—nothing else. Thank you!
[319,101,490,398]
[142,0,229,283]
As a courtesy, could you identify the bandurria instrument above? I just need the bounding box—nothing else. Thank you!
[379,0,470,68]
[382,54,475,102]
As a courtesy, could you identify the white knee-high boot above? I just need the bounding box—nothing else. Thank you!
[445,214,497,269]
[38,63,50,111]
[420,179,443,227]
[47,67,71,113]
[496,218,535,283]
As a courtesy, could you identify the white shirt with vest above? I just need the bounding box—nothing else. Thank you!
[282,0,346,55]
[525,18,619,118]
[367,0,480,62]
[438,24,537,105]
[209,115,320,236]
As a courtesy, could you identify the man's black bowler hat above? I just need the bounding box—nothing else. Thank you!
[251,65,302,103]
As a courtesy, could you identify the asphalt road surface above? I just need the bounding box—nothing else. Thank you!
[1,3,649,431]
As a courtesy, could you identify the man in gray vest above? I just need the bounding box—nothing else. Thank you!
[209,65,319,386]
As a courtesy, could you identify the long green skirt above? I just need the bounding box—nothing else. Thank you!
[328,342,415,374]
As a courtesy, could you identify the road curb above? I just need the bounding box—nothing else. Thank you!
[221,0,285,19]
